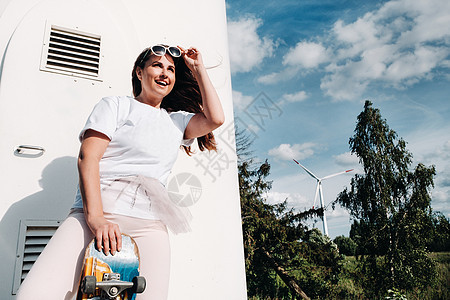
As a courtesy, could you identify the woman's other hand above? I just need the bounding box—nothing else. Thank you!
[78,129,121,255]
[87,215,122,256]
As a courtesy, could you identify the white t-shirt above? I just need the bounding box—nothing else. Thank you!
[72,95,195,218]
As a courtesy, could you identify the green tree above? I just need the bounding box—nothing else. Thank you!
[333,235,357,256]
[428,212,450,252]
[237,128,342,299]
[239,157,310,299]
[348,220,370,256]
[336,101,437,297]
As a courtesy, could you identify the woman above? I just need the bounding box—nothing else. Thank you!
[17,45,224,299]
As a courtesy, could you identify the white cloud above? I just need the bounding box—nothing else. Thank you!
[384,46,449,85]
[266,190,325,214]
[268,143,317,161]
[283,41,330,68]
[256,66,300,85]
[332,16,385,60]
[320,67,369,101]
[258,42,330,86]
[265,191,289,205]
[320,0,450,101]
[232,90,254,111]
[438,172,450,188]
[422,139,450,192]
[227,16,275,74]
[333,152,360,167]
[283,90,308,103]
[432,189,450,203]
[327,207,351,219]
[277,90,309,106]
[416,137,450,167]
[383,0,450,46]
[266,191,309,207]
[266,0,450,101]
[257,72,279,85]
[431,188,450,217]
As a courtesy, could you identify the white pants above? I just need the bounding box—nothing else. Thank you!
[17,211,170,300]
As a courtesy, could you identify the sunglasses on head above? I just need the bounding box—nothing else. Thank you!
[139,45,182,65]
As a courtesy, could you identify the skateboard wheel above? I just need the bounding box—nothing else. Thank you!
[132,276,146,293]
[81,275,97,294]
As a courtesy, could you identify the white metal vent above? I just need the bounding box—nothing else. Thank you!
[12,220,61,294]
[40,25,102,79]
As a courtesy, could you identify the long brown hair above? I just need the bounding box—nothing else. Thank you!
[131,47,217,155]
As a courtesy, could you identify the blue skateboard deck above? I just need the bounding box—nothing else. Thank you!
[77,234,145,300]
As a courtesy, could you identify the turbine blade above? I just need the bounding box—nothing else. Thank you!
[293,159,319,180]
[321,169,353,180]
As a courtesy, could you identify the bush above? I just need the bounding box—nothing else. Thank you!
[333,235,357,256]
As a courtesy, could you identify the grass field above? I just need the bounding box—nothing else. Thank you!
[417,252,450,300]
[337,252,450,300]
[247,252,449,299]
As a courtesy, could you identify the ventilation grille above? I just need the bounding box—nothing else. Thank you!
[41,25,102,79]
[13,220,61,294]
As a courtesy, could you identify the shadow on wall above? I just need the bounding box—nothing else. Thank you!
[0,156,78,297]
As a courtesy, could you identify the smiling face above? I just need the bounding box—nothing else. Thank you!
[135,54,176,107]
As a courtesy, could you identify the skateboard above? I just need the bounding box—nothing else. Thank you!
[77,234,146,300]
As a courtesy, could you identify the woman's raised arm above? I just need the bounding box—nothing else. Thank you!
[182,47,225,139]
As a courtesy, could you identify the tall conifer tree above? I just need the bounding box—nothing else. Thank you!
[336,101,437,296]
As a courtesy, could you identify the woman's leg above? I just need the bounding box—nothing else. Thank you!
[16,211,93,300]
[133,222,171,300]
[105,214,171,300]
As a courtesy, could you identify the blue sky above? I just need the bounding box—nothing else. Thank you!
[225,0,450,238]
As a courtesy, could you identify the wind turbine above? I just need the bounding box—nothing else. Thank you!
[293,159,353,236]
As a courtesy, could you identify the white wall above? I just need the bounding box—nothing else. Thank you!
[0,0,246,298]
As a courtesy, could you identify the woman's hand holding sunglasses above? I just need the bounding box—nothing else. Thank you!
[179,46,205,75]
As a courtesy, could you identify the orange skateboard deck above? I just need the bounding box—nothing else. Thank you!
[77,234,146,300]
